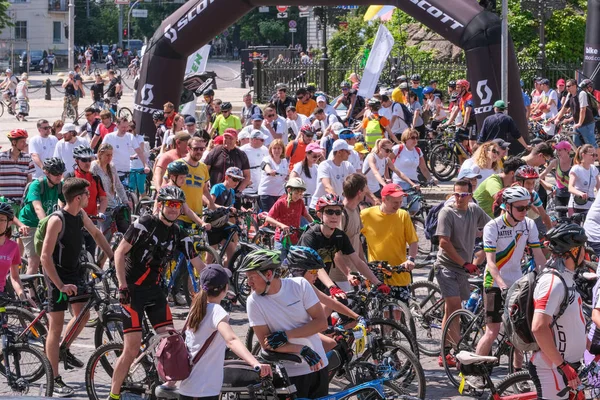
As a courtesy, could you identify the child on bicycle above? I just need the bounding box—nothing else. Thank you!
[0,203,25,300]
[264,177,313,260]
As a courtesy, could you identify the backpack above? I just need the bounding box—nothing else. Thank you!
[155,325,217,381]
[492,187,506,218]
[289,140,300,160]
[33,210,66,260]
[393,143,422,161]
[587,92,600,118]
[22,177,62,205]
[424,201,445,245]
[365,114,385,135]
[503,268,569,352]
[393,102,414,125]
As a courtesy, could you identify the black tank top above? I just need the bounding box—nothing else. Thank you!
[53,210,83,283]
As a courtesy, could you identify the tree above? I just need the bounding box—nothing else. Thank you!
[0,0,12,34]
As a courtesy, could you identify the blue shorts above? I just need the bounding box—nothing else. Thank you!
[574,122,598,148]
[128,169,146,195]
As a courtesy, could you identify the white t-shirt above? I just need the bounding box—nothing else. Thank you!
[327,148,361,171]
[15,81,27,100]
[102,132,138,173]
[410,101,424,127]
[309,159,355,208]
[29,135,58,178]
[388,102,410,134]
[287,115,310,139]
[392,144,421,182]
[292,161,318,197]
[130,134,146,170]
[179,303,229,397]
[258,155,288,197]
[85,50,92,61]
[52,136,90,174]
[461,158,494,186]
[568,164,598,209]
[263,116,287,146]
[247,277,328,377]
[584,196,600,242]
[542,89,559,119]
[428,97,446,121]
[240,144,269,193]
[362,152,388,193]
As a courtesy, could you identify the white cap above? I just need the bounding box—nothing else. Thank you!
[316,95,327,103]
[59,123,78,134]
[250,129,267,140]
[331,122,344,135]
[332,139,352,153]
[5,68,11,74]
[238,130,250,140]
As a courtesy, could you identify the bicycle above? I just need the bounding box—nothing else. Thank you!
[61,95,78,123]
[0,92,17,117]
[0,293,54,396]
[428,126,472,181]
[99,97,132,122]
[402,187,432,255]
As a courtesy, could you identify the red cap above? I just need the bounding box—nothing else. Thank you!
[223,128,238,138]
[214,136,224,145]
[557,78,566,86]
[381,183,407,198]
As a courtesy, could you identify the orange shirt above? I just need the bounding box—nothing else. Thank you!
[296,99,317,117]
[285,140,309,171]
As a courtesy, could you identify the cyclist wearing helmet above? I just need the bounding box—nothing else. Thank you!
[54,122,92,174]
[153,110,167,148]
[242,249,329,398]
[529,224,588,399]
[163,101,178,129]
[513,165,553,231]
[273,84,296,118]
[29,119,59,179]
[466,185,545,389]
[333,81,366,122]
[391,77,407,105]
[0,68,18,113]
[360,98,392,149]
[0,202,25,300]
[109,185,204,400]
[19,157,66,275]
[41,177,114,396]
[1,129,34,201]
[423,86,446,130]
[286,123,315,172]
[409,74,424,104]
[210,102,242,137]
[299,194,389,297]
[443,79,478,150]
[264,178,313,259]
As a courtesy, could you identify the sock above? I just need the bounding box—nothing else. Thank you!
[109,392,120,400]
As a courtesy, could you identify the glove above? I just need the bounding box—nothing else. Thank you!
[97,212,106,220]
[357,316,368,327]
[119,287,131,305]
[329,285,345,298]
[300,345,322,367]
[265,330,288,350]
[558,361,578,383]
[376,283,391,294]
[463,263,479,274]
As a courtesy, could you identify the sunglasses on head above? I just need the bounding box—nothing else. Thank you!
[453,192,472,198]
[164,200,183,209]
[324,209,342,216]
[511,204,531,212]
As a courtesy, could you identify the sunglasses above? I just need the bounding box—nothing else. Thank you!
[490,149,499,155]
[511,204,531,212]
[341,88,349,91]
[307,269,319,275]
[324,209,343,216]
[79,158,92,163]
[566,85,573,88]
[453,192,472,198]
[40,126,50,130]
[383,148,393,153]
[266,114,275,118]
[585,152,598,157]
[230,177,242,183]
[191,146,206,152]
[164,200,183,209]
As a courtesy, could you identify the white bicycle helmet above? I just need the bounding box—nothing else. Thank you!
[286,177,306,191]
[502,186,531,204]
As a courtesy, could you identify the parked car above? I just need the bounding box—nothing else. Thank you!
[127,40,143,56]
[19,50,45,73]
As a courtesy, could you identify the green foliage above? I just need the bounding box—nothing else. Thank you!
[0,0,13,34]
[258,21,285,45]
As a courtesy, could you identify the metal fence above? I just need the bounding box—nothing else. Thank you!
[0,40,29,73]
[252,56,583,103]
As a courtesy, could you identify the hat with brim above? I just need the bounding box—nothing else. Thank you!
[492,138,510,149]
[59,123,77,134]
[381,183,407,198]
[200,264,232,289]
[494,100,507,110]
[457,167,483,180]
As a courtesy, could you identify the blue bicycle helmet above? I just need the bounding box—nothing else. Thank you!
[423,86,434,95]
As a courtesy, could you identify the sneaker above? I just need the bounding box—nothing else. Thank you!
[175,293,187,306]
[64,349,84,368]
[155,384,179,399]
[54,376,75,397]
[464,375,486,390]
[438,353,457,367]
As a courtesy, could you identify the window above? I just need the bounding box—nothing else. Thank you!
[15,21,27,40]
[53,21,61,43]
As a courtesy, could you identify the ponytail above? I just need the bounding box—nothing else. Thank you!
[187,284,227,332]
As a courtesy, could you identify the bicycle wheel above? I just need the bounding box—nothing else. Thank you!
[378,299,417,342]
[93,67,102,76]
[230,247,254,307]
[80,262,110,328]
[1,307,47,347]
[94,313,124,348]
[362,318,419,359]
[487,370,537,400]
[0,101,5,117]
[86,341,157,400]
[429,145,458,182]
[411,216,430,255]
[441,309,483,387]
[409,281,444,357]
[118,107,132,120]
[0,342,54,396]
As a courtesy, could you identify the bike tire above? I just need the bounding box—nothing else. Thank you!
[409,280,444,357]
[429,145,458,182]
[183,243,222,306]
[94,313,124,348]
[411,216,430,256]
[80,262,110,328]
[0,101,5,118]
[118,107,132,120]
[0,342,54,397]
[361,318,419,359]
[230,246,254,307]
[379,299,417,343]
[487,370,537,400]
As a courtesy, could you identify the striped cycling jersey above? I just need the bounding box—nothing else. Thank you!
[0,150,34,199]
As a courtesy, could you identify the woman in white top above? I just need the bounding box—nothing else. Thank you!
[568,144,600,214]
[363,138,413,200]
[423,87,446,131]
[290,142,322,198]
[258,139,289,212]
[392,128,436,213]
[179,264,271,400]
[15,73,28,121]
[161,114,185,153]
[460,141,500,186]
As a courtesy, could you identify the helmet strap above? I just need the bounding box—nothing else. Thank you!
[507,205,524,223]
[567,246,585,269]
[257,271,271,296]
[160,204,178,223]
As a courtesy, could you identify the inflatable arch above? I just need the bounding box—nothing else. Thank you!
[134,0,527,151]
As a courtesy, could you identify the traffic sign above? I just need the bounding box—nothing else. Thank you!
[114,0,129,5]
[299,11,309,17]
[131,9,147,17]
[288,20,296,28]
[258,6,269,12]
[277,12,288,18]
[276,5,288,12]
[289,28,297,33]
[298,5,309,12]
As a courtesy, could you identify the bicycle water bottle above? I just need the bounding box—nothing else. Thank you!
[465,289,480,312]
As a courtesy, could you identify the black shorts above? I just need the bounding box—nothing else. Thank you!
[289,368,328,399]
[206,223,235,246]
[484,287,503,324]
[46,279,88,313]
[389,286,410,303]
[122,285,172,334]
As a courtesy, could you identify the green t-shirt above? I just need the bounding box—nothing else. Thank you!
[18,178,65,227]
[473,174,503,217]
[213,114,242,135]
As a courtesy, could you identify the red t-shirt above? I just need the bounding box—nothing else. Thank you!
[72,168,106,216]
[268,195,309,243]
[98,122,117,140]
[165,112,178,129]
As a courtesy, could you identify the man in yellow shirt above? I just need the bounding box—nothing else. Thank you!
[391,75,408,105]
[209,102,242,137]
[295,87,317,117]
[361,183,418,302]
[179,136,214,223]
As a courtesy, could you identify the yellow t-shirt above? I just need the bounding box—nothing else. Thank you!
[360,206,417,287]
[296,99,317,117]
[213,114,242,135]
[179,159,210,223]
[391,87,406,105]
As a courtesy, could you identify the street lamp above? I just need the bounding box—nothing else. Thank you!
[127,0,141,49]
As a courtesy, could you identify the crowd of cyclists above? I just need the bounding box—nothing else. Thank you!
[1,68,600,399]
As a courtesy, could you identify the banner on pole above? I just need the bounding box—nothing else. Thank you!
[180,44,211,116]
[358,25,394,99]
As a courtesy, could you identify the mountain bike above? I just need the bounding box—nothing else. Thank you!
[428,127,472,181]
[0,93,17,117]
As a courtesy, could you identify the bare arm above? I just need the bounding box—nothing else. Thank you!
[114,238,132,289]
[238,169,251,192]
[341,252,382,286]
[532,312,567,366]
[368,155,386,186]
[217,321,266,372]
[32,200,46,220]
[321,177,336,195]
[154,165,165,189]
[439,236,469,267]
[31,153,43,170]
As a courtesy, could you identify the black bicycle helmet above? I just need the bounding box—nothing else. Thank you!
[157,186,186,203]
[340,81,351,89]
[284,246,325,272]
[152,110,165,121]
[0,202,14,221]
[73,145,95,160]
[221,102,233,111]
[203,207,230,228]
[167,160,189,176]
[202,88,215,97]
[546,223,588,254]
[448,80,457,88]
[579,79,594,89]
[238,249,282,273]
[43,158,66,175]
[411,74,421,81]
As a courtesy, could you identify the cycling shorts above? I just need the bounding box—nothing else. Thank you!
[483,287,503,324]
[46,279,87,313]
[529,352,578,400]
[121,285,172,334]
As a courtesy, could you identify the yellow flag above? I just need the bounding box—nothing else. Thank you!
[363,5,383,21]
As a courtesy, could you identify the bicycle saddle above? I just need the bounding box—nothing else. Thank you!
[258,227,276,236]
[468,277,484,288]
[456,351,497,366]
[259,350,302,364]
[19,273,45,283]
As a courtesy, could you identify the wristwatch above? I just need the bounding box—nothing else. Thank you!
[407,256,415,263]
